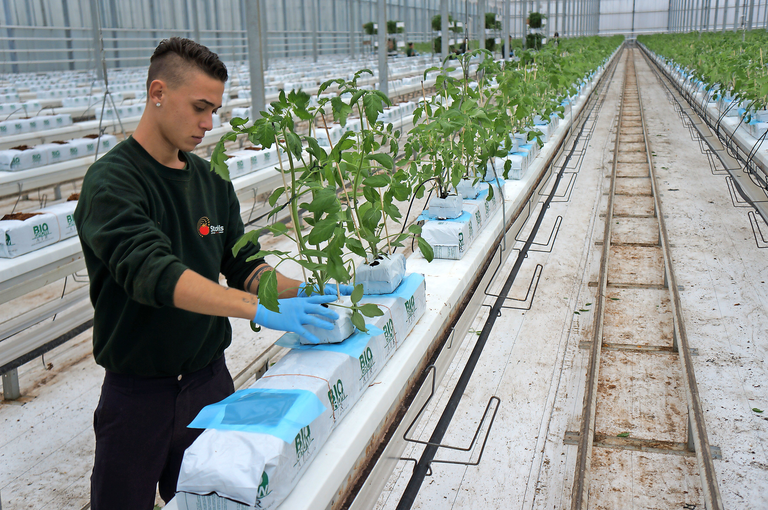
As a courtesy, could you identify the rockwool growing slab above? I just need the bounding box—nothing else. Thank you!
[0,212,60,258]
[176,274,427,510]
[421,211,475,260]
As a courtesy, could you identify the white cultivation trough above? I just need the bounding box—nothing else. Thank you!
[164,46,620,510]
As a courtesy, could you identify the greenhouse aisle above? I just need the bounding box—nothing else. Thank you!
[375,50,768,510]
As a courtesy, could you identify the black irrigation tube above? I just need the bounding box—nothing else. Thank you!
[395,45,622,510]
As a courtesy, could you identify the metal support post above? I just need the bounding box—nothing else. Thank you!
[723,0,729,31]
[260,0,269,69]
[733,0,740,30]
[349,0,356,57]
[403,0,409,53]
[89,0,104,82]
[312,0,319,62]
[747,0,755,29]
[245,0,266,120]
[503,0,509,59]
[2,368,21,400]
[378,0,388,96]
[190,0,201,42]
[441,0,449,60]
[714,0,720,31]
[478,0,486,52]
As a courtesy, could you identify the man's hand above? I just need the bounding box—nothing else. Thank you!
[298,282,354,297]
[253,294,339,344]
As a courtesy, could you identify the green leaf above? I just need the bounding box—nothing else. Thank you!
[359,303,384,317]
[331,96,353,126]
[351,310,367,332]
[367,152,394,170]
[230,116,249,127]
[285,132,303,158]
[268,186,285,207]
[232,230,261,257]
[408,224,422,235]
[305,136,328,160]
[210,142,231,182]
[363,174,390,187]
[256,270,280,313]
[301,187,339,213]
[363,93,385,126]
[307,217,338,245]
[617,432,630,438]
[753,408,764,413]
[351,283,364,304]
[346,237,366,258]
[417,236,434,262]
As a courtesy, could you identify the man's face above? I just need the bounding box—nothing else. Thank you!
[159,68,224,153]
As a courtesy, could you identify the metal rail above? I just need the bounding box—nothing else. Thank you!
[570,45,723,510]
[570,42,629,510]
[635,46,724,510]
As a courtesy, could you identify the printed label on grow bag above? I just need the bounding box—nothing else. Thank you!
[38,202,78,239]
[0,212,61,258]
[293,425,315,468]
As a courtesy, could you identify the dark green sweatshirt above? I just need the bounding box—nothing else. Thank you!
[74,136,264,377]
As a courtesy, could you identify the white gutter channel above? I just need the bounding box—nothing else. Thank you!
[165,45,622,510]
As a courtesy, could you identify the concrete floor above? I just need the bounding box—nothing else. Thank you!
[374,51,768,510]
[1,49,767,510]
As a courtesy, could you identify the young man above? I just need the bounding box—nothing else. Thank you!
[75,37,347,509]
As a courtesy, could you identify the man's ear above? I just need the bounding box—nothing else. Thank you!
[148,79,167,106]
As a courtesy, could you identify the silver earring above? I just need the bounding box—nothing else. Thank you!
[156,102,161,107]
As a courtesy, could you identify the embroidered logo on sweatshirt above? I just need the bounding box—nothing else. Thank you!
[197,216,224,237]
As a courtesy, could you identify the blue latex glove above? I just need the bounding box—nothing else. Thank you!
[298,282,354,297]
[253,295,339,344]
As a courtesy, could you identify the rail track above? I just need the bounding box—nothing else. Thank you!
[568,46,724,510]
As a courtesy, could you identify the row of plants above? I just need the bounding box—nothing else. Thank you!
[638,30,768,115]
[210,34,623,341]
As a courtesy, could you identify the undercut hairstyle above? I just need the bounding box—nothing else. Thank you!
[146,37,228,91]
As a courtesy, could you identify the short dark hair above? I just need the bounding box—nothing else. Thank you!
[146,37,228,91]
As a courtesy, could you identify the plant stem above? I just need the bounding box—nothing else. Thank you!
[380,188,393,255]
[319,112,365,248]
[274,133,308,283]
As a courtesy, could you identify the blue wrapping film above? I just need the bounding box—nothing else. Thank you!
[187,388,326,443]
[276,273,426,357]
[416,210,472,223]
[276,326,384,358]
[474,179,505,200]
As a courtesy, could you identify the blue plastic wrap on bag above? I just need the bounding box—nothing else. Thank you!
[277,325,384,358]
[187,388,326,443]
[277,273,425,357]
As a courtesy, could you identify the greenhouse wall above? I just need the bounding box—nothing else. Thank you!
[1,0,767,74]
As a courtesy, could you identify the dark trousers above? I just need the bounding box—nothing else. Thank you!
[90,356,235,510]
